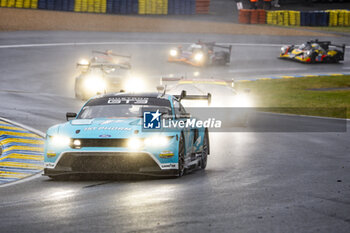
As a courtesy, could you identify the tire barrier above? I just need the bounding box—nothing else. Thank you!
[195,0,209,14]
[239,9,266,24]
[138,0,167,15]
[74,0,105,13]
[168,0,195,15]
[239,9,250,24]
[327,10,350,27]
[1,0,204,14]
[264,10,349,27]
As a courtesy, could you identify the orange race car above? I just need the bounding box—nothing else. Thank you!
[168,41,232,67]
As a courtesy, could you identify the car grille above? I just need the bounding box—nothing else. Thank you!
[71,139,128,148]
[56,152,160,173]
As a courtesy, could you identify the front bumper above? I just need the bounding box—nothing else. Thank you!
[44,151,178,177]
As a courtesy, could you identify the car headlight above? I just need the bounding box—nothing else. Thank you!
[50,135,71,147]
[194,52,204,62]
[306,50,312,56]
[127,138,143,150]
[78,59,90,66]
[83,75,106,93]
[123,77,145,93]
[144,135,169,147]
[170,49,178,57]
[233,94,252,108]
[281,47,286,53]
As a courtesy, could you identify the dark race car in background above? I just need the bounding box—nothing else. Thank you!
[279,39,345,63]
[168,41,232,67]
[74,50,145,100]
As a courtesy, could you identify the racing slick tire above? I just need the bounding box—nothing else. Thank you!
[178,134,185,177]
[200,132,209,169]
[310,52,317,63]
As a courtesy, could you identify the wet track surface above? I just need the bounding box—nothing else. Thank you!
[0,31,349,232]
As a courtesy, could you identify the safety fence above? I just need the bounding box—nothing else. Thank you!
[0,0,209,14]
[239,9,350,27]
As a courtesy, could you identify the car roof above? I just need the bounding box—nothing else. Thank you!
[94,92,173,100]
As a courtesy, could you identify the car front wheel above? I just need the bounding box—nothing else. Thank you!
[200,133,209,169]
[178,135,185,177]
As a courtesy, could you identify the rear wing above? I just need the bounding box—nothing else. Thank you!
[174,90,212,105]
[89,62,131,70]
[160,76,235,88]
[199,41,232,54]
[213,44,232,55]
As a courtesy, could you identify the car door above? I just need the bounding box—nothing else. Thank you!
[173,99,194,160]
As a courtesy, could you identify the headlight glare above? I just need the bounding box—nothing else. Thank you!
[233,94,252,108]
[170,49,178,57]
[194,52,204,62]
[144,136,169,147]
[83,75,106,93]
[51,135,71,147]
[78,59,90,66]
[123,77,145,93]
[127,138,143,150]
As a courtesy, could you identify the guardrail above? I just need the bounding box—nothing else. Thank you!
[239,9,350,27]
[0,0,209,14]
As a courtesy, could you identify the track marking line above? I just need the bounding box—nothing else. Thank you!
[0,41,348,49]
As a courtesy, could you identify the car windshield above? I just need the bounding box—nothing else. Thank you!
[78,96,172,119]
[78,104,171,119]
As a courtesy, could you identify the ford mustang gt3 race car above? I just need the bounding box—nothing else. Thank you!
[43,92,210,178]
[168,41,232,67]
[279,40,346,63]
[159,76,251,126]
[75,50,144,100]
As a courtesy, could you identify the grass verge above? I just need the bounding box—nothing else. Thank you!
[237,75,350,119]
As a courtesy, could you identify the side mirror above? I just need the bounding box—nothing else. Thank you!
[66,112,77,121]
[180,90,187,100]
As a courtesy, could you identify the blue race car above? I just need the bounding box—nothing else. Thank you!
[43,92,210,178]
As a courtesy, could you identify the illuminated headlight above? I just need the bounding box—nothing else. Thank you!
[194,52,204,62]
[72,139,81,148]
[50,135,71,147]
[83,75,106,93]
[170,49,178,57]
[144,135,169,147]
[233,95,252,108]
[127,138,143,150]
[78,59,90,66]
[281,47,286,53]
[306,50,312,56]
[123,77,145,93]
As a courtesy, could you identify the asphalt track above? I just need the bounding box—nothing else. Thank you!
[0,31,349,232]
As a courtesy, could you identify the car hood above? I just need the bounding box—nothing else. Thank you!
[55,118,143,138]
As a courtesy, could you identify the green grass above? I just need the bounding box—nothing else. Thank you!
[236,75,350,118]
